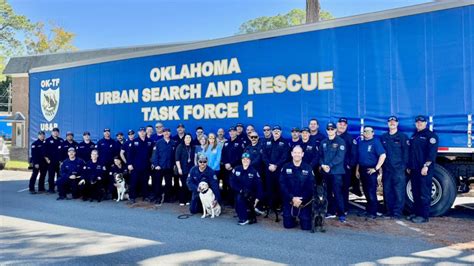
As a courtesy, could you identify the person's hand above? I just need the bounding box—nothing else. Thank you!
[34,164,39,169]
[421,166,428,176]
[45,158,50,164]
[78,179,85,185]
[128,165,134,171]
[292,197,302,208]
[322,165,330,173]
[355,169,360,179]
[225,163,232,171]
[406,168,411,175]
[178,168,183,175]
[155,166,161,171]
[97,176,102,180]
[69,175,76,180]
[269,164,277,172]
[254,199,259,208]
[367,168,377,175]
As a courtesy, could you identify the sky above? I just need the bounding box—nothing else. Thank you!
[10,0,432,51]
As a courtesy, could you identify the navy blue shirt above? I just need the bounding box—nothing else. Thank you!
[96,138,117,167]
[338,131,358,167]
[221,137,244,168]
[77,141,96,162]
[44,136,64,163]
[262,137,290,168]
[127,137,154,170]
[186,166,221,202]
[230,165,264,200]
[84,160,105,182]
[279,161,315,204]
[289,139,303,150]
[300,139,320,168]
[60,158,85,179]
[319,136,346,175]
[151,138,176,169]
[408,128,439,170]
[381,131,409,169]
[357,137,386,167]
[30,139,46,165]
[309,131,326,149]
[61,140,79,162]
[243,143,263,171]
[175,143,196,176]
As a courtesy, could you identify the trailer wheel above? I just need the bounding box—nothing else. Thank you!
[0,163,4,170]
[405,164,456,217]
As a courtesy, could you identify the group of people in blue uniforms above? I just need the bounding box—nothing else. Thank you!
[29,114,438,229]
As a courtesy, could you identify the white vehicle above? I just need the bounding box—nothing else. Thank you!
[0,137,10,170]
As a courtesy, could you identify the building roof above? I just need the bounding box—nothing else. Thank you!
[3,42,188,75]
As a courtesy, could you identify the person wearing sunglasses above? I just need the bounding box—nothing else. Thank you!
[300,127,320,175]
[186,153,221,214]
[192,126,205,146]
[289,127,302,149]
[320,122,347,223]
[261,125,272,143]
[356,126,386,220]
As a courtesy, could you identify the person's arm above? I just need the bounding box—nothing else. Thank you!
[229,169,240,192]
[426,134,439,167]
[255,172,264,201]
[374,140,386,171]
[401,134,409,168]
[186,171,197,192]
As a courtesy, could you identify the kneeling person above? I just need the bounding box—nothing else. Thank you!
[280,146,315,230]
[186,154,221,214]
[56,148,86,200]
[230,153,264,225]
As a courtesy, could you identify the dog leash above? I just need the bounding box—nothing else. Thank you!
[177,214,194,219]
[290,199,314,218]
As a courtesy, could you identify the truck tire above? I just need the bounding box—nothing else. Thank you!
[405,164,457,217]
[0,163,4,170]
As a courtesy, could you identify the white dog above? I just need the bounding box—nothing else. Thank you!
[114,173,127,202]
[198,181,221,218]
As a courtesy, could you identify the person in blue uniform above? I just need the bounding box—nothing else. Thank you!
[172,123,186,146]
[175,133,195,205]
[61,131,79,162]
[96,128,117,198]
[120,130,135,164]
[56,147,85,200]
[44,127,64,193]
[29,131,47,194]
[127,127,154,203]
[261,125,272,143]
[77,131,95,162]
[152,123,165,142]
[151,127,176,204]
[289,127,302,149]
[308,118,326,148]
[230,152,264,225]
[114,132,125,157]
[356,126,386,219]
[221,126,244,205]
[300,127,320,173]
[243,131,263,174]
[236,123,248,146]
[82,149,105,202]
[336,117,359,211]
[192,126,204,146]
[262,125,290,216]
[381,116,409,219]
[407,115,439,223]
[280,145,315,230]
[186,153,221,214]
[320,122,347,222]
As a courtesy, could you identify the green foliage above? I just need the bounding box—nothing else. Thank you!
[238,8,333,34]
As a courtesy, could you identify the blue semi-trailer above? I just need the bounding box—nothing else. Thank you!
[28,0,473,216]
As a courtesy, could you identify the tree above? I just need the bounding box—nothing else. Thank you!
[25,22,77,55]
[238,7,333,34]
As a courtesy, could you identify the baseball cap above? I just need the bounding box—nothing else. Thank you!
[38,131,45,135]
[128,129,135,135]
[241,152,251,159]
[236,123,244,128]
[326,122,336,130]
[103,128,111,132]
[163,127,170,132]
[338,117,348,124]
[116,132,124,136]
[67,147,75,152]
[83,131,90,136]
[177,123,185,128]
[52,127,60,132]
[291,127,300,132]
[272,125,282,131]
[138,127,146,132]
[197,153,208,162]
[66,131,74,136]
[415,115,427,122]
[387,116,399,122]
[301,127,310,132]
[228,126,236,132]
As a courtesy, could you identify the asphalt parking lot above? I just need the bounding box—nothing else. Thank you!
[0,170,473,265]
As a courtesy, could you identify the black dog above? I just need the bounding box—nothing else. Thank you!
[311,183,328,233]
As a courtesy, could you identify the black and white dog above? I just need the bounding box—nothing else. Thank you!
[311,183,328,233]
[114,173,127,202]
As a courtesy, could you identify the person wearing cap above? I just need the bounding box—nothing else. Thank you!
[97,128,118,199]
[151,123,165,142]
[300,127,320,172]
[262,125,290,217]
[243,131,263,172]
[175,133,196,205]
[186,153,221,214]
[336,117,360,212]
[127,127,154,203]
[230,152,264,225]
[56,147,86,200]
[289,127,302,149]
[319,122,347,222]
[77,132,96,162]
[356,126,386,220]
[221,126,244,205]
[120,130,135,164]
[29,131,47,194]
[44,127,64,193]
[380,116,409,219]
[82,149,105,202]
[60,131,78,162]
[151,127,177,204]
[192,126,205,146]
[280,145,315,230]
[308,118,326,148]
[172,123,186,146]
[261,125,272,143]
[235,123,247,145]
[407,115,439,223]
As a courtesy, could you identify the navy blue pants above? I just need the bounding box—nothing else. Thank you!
[360,167,379,216]
[47,161,60,192]
[383,166,406,217]
[189,192,203,214]
[29,163,48,191]
[326,173,345,216]
[235,194,256,222]
[129,168,150,200]
[411,168,433,219]
[56,177,80,198]
[152,168,173,201]
[282,203,311,230]
[342,165,352,212]
[265,169,281,211]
